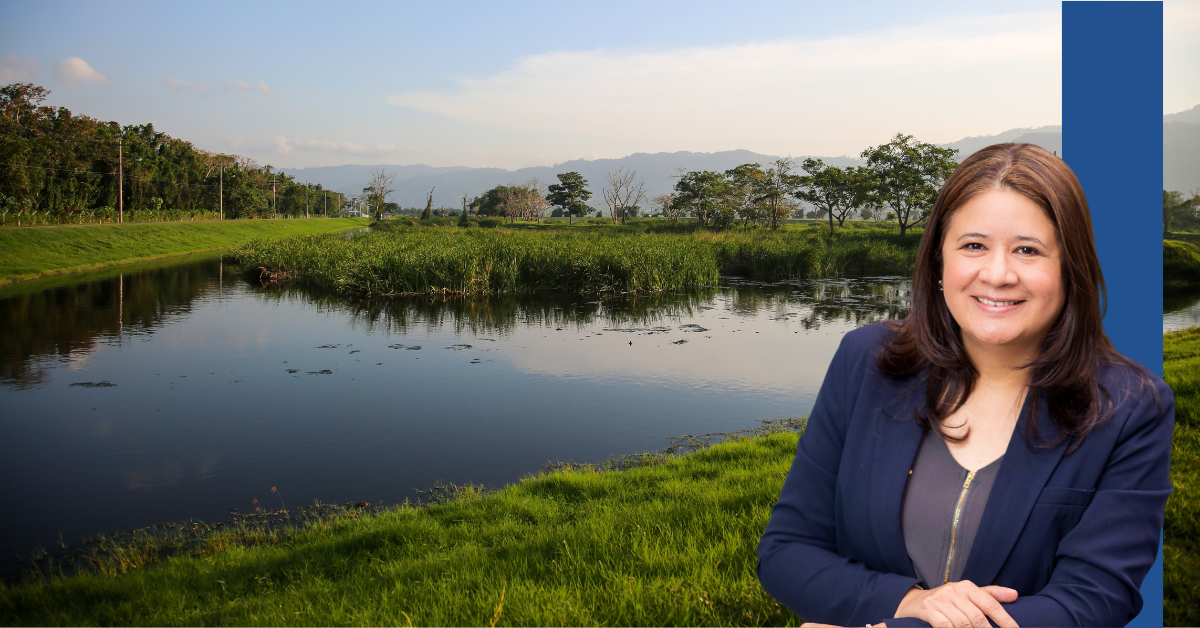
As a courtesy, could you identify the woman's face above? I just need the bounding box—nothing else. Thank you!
[940,188,1066,359]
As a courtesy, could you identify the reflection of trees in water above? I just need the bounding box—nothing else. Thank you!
[1165,284,1200,315]
[722,277,911,329]
[258,285,716,337]
[0,260,222,388]
[264,277,909,336]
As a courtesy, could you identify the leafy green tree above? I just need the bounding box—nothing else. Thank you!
[673,170,733,227]
[1164,190,1199,235]
[796,159,867,235]
[472,185,519,217]
[860,133,958,235]
[546,171,593,226]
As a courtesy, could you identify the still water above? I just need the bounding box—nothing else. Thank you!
[1164,284,1200,333]
[0,255,910,575]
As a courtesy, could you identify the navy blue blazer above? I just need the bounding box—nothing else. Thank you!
[757,323,1173,627]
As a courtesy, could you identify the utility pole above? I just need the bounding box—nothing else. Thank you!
[219,165,224,220]
[305,182,309,219]
[117,137,123,224]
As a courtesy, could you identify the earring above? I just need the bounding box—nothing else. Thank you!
[938,279,944,291]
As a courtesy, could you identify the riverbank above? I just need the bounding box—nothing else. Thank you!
[0,429,804,626]
[1164,326,1199,626]
[1165,237,1200,286]
[231,222,919,295]
[0,218,370,286]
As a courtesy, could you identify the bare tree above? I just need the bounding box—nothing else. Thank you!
[602,165,645,224]
[651,193,681,224]
[421,187,436,220]
[497,180,549,223]
[367,168,398,221]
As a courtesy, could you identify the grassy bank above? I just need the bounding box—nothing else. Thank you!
[1164,326,1200,627]
[230,223,919,295]
[0,218,370,286]
[0,430,804,626]
[1165,238,1200,286]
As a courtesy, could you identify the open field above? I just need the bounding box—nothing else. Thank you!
[1164,326,1200,627]
[231,222,921,295]
[0,429,805,626]
[0,218,370,286]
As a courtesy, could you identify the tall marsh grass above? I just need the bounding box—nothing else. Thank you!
[230,224,919,295]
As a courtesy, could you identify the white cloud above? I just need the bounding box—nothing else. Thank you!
[272,135,293,154]
[161,78,206,93]
[224,136,245,150]
[226,80,272,96]
[387,12,1062,157]
[0,54,42,84]
[52,57,107,85]
[300,140,399,154]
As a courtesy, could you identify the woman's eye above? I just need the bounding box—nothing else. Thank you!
[1016,246,1040,256]
[963,242,985,251]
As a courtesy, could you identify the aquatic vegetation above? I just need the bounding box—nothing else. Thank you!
[230,223,920,296]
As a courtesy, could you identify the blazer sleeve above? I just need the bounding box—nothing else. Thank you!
[757,330,921,626]
[998,377,1175,628]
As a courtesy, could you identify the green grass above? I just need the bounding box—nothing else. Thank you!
[231,223,919,296]
[0,431,804,626]
[1164,326,1200,627]
[0,218,371,286]
[1164,238,1200,286]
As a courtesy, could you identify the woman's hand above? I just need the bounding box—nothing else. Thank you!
[894,582,1019,627]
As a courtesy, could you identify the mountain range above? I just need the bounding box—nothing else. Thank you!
[281,112,1196,209]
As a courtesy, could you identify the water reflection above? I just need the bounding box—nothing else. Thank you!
[0,256,912,579]
[0,257,225,389]
[1164,284,1200,333]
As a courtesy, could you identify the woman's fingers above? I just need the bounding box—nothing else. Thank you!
[969,588,1019,627]
[927,610,955,628]
[981,585,1019,604]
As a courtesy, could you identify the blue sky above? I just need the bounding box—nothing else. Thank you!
[2,0,1196,169]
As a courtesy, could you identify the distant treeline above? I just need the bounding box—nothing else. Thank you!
[0,83,346,226]
[455,134,960,236]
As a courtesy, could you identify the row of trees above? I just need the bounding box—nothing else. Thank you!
[454,133,958,234]
[0,83,345,224]
[660,133,958,234]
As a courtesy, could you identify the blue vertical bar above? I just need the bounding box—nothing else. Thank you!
[1062,2,1163,627]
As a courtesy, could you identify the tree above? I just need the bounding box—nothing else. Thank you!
[651,193,682,224]
[421,187,435,220]
[366,168,397,221]
[796,159,862,235]
[860,133,958,235]
[724,163,769,227]
[546,171,593,226]
[601,165,645,224]
[672,170,730,227]
[1164,190,1199,235]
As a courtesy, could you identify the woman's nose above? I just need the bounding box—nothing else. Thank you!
[981,251,1018,286]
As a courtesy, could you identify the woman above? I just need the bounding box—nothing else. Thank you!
[756,143,1173,628]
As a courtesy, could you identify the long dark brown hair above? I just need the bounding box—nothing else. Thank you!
[878,142,1133,451]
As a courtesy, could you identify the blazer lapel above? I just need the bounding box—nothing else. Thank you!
[961,390,1068,586]
[869,379,926,577]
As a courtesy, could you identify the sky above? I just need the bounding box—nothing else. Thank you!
[1,0,1196,170]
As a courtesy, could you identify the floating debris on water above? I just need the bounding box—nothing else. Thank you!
[404,346,422,351]
[306,369,333,375]
[70,381,116,388]
[316,344,340,349]
[671,339,688,345]
[286,369,299,373]
[443,344,473,350]
[679,324,708,332]
[348,350,361,354]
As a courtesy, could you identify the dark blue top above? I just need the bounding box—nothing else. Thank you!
[756,322,1174,627]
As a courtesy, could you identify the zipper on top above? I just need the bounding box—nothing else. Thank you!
[943,470,976,584]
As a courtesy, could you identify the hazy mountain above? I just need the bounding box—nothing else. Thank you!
[284,150,863,208]
[1164,105,1200,125]
[939,126,1063,159]
[283,114,1199,208]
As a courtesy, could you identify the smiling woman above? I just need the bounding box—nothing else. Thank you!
[757,143,1174,627]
